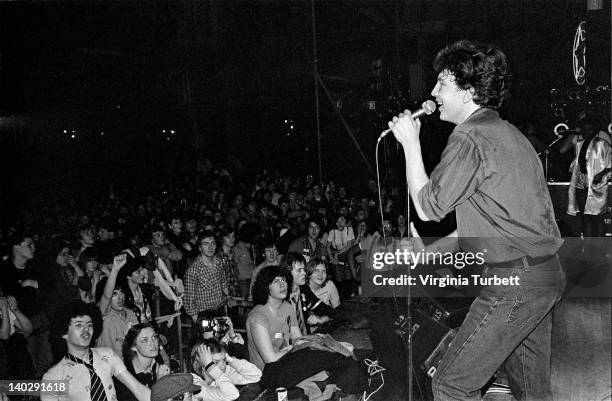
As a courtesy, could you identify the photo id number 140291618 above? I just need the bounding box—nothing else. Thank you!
[0,380,69,395]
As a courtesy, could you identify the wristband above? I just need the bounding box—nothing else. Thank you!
[205,362,215,371]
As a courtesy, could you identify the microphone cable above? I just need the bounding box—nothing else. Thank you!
[376,128,415,401]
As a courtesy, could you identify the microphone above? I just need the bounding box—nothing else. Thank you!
[379,100,437,139]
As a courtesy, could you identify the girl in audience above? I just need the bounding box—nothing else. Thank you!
[114,323,170,401]
[77,248,104,304]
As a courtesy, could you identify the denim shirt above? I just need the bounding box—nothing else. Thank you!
[418,108,563,262]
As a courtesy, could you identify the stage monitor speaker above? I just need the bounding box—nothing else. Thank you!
[367,297,471,401]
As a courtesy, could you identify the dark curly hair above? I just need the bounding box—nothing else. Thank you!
[50,301,103,360]
[251,265,292,306]
[433,40,509,109]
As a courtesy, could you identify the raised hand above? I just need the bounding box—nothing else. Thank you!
[197,344,213,367]
[112,254,127,271]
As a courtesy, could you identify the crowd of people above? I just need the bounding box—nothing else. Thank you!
[0,158,405,401]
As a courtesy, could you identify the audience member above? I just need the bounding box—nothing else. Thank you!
[246,265,365,398]
[326,215,355,300]
[0,293,34,379]
[0,232,41,317]
[306,258,340,309]
[42,301,151,401]
[250,238,281,299]
[234,224,257,299]
[114,323,170,401]
[287,216,326,263]
[189,338,261,401]
[185,231,232,322]
[96,254,140,356]
[216,225,240,298]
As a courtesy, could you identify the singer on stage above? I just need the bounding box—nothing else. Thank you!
[388,40,565,401]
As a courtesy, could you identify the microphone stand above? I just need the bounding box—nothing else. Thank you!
[537,136,564,182]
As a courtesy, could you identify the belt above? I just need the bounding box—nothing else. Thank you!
[487,254,556,269]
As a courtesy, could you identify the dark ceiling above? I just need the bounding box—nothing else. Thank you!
[0,1,609,184]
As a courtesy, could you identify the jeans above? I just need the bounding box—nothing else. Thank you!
[432,255,566,401]
[261,348,366,394]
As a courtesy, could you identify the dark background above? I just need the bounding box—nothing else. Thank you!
[0,1,610,212]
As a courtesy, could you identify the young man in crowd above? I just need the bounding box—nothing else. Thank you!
[0,232,50,375]
[283,252,334,336]
[147,226,183,280]
[249,238,281,299]
[42,301,151,401]
[287,216,326,263]
[96,254,139,356]
[184,231,234,323]
[76,224,97,259]
[145,227,184,312]
[0,232,40,317]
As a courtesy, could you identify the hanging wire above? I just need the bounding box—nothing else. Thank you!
[377,128,415,401]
